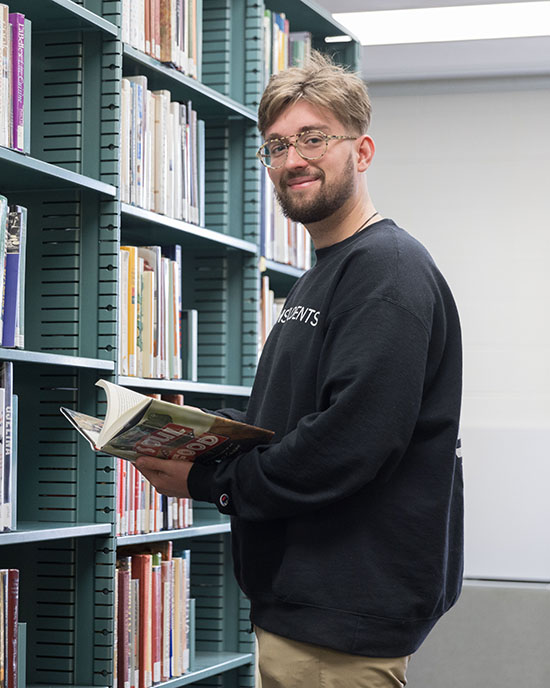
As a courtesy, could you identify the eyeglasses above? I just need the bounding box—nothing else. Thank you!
[256,130,358,169]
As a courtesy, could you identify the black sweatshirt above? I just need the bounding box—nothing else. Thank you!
[189,219,463,657]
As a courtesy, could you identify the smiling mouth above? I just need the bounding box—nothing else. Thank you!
[286,176,321,190]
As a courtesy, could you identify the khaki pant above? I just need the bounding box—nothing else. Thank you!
[255,626,410,688]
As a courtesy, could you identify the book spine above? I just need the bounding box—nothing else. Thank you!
[1,362,12,533]
[14,206,26,349]
[120,246,138,376]
[0,388,5,534]
[22,19,30,154]
[0,195,8,340]
[8,14,24,152]
[182,309,198,381]
[151,553,162,684]
[160,560,171,681]
[0,569,6,688]
[132,555,152,688]
[2,206,22,348]
[144,0,151,56]
[0,7,8,148]
[6,569,18,688]
[159,0,171,64]
[183,550,191,672]
[130,577,139,688]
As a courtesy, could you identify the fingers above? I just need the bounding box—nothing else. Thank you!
[134,456,193,499]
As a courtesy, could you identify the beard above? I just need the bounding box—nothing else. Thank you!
[274,154,356,224]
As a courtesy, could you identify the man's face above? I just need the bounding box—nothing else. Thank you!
[264,101,359,225]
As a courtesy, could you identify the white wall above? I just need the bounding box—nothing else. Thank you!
[367,76,550,580]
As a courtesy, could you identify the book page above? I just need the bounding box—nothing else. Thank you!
[60,407,104,450]
[95,379,150,446]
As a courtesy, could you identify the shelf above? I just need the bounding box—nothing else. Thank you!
[123,45,257,122]
[171,652,253,686]
[0,521,112,545]
[263,258,305,295]
[122,203,258,254]
[117,517,231,546]
[12,0,118,35]
[118,377,252,397]
[0,349,115,370]
[264,259,304,279]
[27,653,253,688]
[265,0,360,41]
[0,147,116,196]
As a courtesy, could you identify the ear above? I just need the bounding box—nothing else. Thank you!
[357,135,375,172]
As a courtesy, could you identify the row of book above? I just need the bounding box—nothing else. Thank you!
[115,542,192,688]
[0,362,14,533]
[259,274,285,354]
[263,10,312,88]
[119,244,198,381]
[0,197,26,350]
[116,391,194,536]
[261,13,313,270]
[121,0,202,80]
[260,171,312,270]
[116,459,193,537]
[0,568,18,688]
[121,77,205,226]
[0,6,30,153]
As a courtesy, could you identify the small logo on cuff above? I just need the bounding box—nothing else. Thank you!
[219,493,230,507]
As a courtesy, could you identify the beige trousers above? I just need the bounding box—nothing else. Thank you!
[255,626,410,688]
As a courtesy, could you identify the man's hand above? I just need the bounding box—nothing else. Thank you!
[134,456,193,498]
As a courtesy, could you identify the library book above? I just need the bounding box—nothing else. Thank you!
[60,379,273,465]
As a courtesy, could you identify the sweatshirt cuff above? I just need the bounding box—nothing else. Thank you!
[188,461,236,515]
[188,462,216,503]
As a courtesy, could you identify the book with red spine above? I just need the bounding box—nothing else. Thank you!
[131,554,152,688]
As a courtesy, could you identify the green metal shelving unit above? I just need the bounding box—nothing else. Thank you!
[0,1,359,687]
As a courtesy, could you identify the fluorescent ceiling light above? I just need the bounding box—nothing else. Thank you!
[325,35,353,43]
[333,2,550,46]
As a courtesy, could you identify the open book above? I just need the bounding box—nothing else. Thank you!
[60,379,274,464]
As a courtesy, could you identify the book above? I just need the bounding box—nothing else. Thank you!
[0,195,8,337]
[1,361,12,532]
[6,569,18,688]
[0,5,9,148]
[131,554,152,688]
[2,205,26,348]
[8,13,24,152]
[60,378,273,464]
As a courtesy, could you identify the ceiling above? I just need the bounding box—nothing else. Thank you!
[313,0,550,82]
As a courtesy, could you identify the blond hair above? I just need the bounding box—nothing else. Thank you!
[258,51,371,137]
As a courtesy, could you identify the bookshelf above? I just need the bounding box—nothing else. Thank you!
[0,1,358,687]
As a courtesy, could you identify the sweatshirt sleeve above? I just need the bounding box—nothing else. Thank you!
[209,407,247,423]
[188,297,430,520]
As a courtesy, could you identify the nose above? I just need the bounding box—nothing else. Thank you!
[284,142,308,169]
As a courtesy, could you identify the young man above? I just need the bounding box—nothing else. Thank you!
[136,52,463,687]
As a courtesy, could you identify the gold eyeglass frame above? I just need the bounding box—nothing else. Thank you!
[256,130,358,169]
